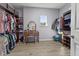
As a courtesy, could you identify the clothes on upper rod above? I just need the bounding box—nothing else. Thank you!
[0,9,17,33]
[0,11,5,33]
[11,16,15,31]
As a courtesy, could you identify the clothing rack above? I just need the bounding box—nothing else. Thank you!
[0,3,19,39]
[0,3,19,55]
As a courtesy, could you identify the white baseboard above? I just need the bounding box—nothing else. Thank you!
[39,39,53,41]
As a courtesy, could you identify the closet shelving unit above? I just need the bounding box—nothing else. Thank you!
[0,3,19,43]
[18,17,24,42]
[62,10,71,48]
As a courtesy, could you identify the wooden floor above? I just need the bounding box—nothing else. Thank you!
[8,40,70,56]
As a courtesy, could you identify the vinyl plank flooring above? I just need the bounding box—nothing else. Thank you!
[8,40,70,56]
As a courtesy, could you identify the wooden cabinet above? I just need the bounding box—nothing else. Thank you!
[62,35,71,48]
[24,30,39,43]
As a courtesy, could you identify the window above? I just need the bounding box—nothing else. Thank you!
[40,16,48,26]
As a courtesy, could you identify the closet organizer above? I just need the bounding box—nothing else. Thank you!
[0,4,19,55]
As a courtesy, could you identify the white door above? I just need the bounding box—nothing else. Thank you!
[71,3,79,56]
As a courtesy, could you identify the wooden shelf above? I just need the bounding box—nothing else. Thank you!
[0,3,19,18]
[62,35,71,48]
[18,17,24,42]
[61,10,71,48]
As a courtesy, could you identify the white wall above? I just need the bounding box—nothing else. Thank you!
[59,3,71,17]
[9,4,23,17]
[23,7,59,41]
[15,8,23,17]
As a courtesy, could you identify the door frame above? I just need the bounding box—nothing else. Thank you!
[71,3,79,56]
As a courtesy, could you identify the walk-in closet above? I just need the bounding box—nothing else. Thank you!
[0,3,71,56]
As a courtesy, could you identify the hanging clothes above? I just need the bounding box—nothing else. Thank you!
[6,33,16,50]
[14,17,16,32]
[11,16,15,31]
[0,11,5,33]
[4,33,16,54]
[51,18,58,30]
[0,35,8,56]
[0,7,17,56]
[7,15,11,32]
[4,15,8,32]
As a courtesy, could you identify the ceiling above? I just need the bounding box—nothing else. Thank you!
[11,3,67,9]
